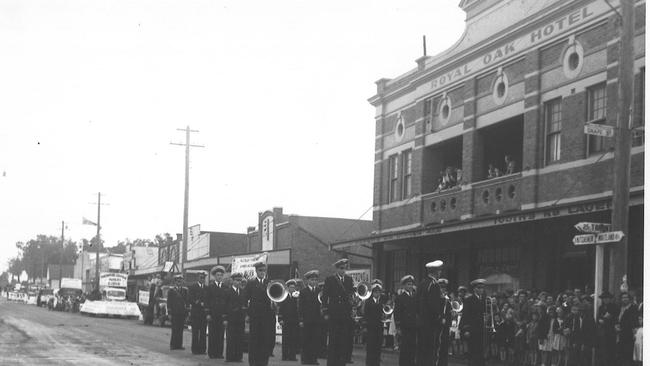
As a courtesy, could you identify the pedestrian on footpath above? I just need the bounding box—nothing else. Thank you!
[168,274,188,350]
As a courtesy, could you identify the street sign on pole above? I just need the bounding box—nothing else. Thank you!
[573,234,596,245]
[584,123,615,138]
[574,222,612,233]
[596,231,625,244]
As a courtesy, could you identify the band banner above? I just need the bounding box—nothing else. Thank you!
[346,269,371,286]
[232,253,268,279]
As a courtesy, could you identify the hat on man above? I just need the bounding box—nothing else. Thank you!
[333,258,349,268]
[197,270,208,277]
[599,291,613,299]
[253,262,267,270]
[173,274,184,280]
[438,278,449,287]
[371,279,383,286]
[211,265,226,275]
[286,279,297,287]
[400,275,415,285]
[304,270,320,279]
[458,285,468,292]
[371,283,383,292]
[230,272,243,280]
[425,260,444,270]
[470,278,486,288]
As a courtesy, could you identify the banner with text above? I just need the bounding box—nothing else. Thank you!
[232,253,268,279]
[347,269,371,286]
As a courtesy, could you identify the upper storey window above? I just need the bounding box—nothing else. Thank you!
[545,98,562,164]
[586,83,607,155]
[389,154,399,202]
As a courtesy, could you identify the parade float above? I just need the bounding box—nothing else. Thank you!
[80,272,142,319]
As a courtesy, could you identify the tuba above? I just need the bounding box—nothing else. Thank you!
[266,280,289,303]
[355,281,372,301]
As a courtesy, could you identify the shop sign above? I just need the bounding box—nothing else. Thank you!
[584,123,614,138]
[99,273,128,288]
[138,290,150,306]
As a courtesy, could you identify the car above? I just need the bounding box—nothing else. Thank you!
[37,288,54,307]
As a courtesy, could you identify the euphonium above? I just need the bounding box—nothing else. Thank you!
[355,281,372,301]
[451,300,463,313]
[382,303,394,316]
[266,280,289,303]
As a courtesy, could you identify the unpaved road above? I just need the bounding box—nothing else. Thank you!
[0,298,413,365]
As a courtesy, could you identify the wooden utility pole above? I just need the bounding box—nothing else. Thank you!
[608,0,635,295]
[171,127,203,274]
[59,220,65,287]
[95,193,102,290]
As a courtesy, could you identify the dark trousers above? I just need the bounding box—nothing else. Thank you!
[365,326,382,366]
[399,327,416,366]
[208,318,225,358]
[327,319,351,366]
[249,315,274,366]
[268,316,277,356]
[191,316,207,354]
[438,327,450,366]
[319,321,329,358]
[344,319,354,362]
[466,332,484,366]
[226,320,245,361]
[282,322,300,360]
[170,313,184,349]
[596,336,616,366]
[416,325,441,366]
[144,305,154,325]
[302,322,321,364]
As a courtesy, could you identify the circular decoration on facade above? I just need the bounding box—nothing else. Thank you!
[492,72,509,106]
[394,113,405,142]
[482,190,490,204]
[562,40,584,79]
[450,197,457,210]
[438,95,452,126]
[508,185,516,199]
[440,200,447,211]
[431,201,437,212]
[495,187,503,202]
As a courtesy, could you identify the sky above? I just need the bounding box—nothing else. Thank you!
[0,0,465,273]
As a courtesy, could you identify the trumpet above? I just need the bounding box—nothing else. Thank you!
[382,304,394,316]
[266,280,289,303]
[355,281,372,301]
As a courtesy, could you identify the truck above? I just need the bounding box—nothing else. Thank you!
[80,272,141,319]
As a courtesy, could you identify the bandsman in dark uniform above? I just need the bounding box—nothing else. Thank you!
[460,279,487,366]
[280,279,300,361]
[244,261,276,366]
[437,278,452,366]
[318,281,328,360]
[207,265,228,359]
[596,291,618,366]
[188,270,208,354]
[416,260,444,366]
[168,274,188,350]
[363,283,384,366]
[322,258,354,366]
[394,275,416,366]
[300,270,322,365]
[225,272,246,362]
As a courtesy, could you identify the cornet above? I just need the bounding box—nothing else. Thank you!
[382,304,394,316]
[266,280,289,303]
[355,281,372,301]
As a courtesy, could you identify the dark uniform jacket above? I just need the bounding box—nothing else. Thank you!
[322,274,354,321]
[148,283,157,306]
[459,293,483,335]
[299,286,321,324]
[363,297,383,330]
[416,276,442,326]
[617,304,638,348]
[207,281,228,321]
[188,282,208,320]
[168,286,188,316]
[244,277,273,318]
[597,302,619,339]
[279,295,299,325]
[225,286,246,323]
[394,291,417,329]
[566,313,596,347]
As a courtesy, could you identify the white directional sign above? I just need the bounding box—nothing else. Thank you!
[584,123,614,138]
[574,222,611,233]
[595,231,625,243]
[573,234,596,245]
[573,231,624,245]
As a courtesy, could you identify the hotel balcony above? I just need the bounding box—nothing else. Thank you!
[472,173,523,217]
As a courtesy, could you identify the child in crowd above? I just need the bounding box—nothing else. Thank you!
[514,320,527,365]
[526,311,540,366]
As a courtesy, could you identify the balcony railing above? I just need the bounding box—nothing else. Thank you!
[472,173,523,216]
[422,186,469,225]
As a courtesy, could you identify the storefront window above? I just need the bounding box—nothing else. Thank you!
[477,246,520,294]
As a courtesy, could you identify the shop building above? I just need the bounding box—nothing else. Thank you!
[332,0,645,293]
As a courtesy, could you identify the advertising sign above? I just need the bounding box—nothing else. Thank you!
[347,269,371,286]
[60,278,82,290]
[232,253,268,279]
[99,273,128,288]
[138,290,150,306]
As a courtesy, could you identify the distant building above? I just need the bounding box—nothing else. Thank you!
[46,264,75,289]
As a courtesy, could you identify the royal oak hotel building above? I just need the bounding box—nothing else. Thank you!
[332,0,645,293]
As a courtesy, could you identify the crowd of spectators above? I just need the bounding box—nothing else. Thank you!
[487,155,518,179]
[435,166,462,191]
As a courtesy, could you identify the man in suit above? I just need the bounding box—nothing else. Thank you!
[167,274,188,350]
[616,292,638,366]
[566,303,596,366]
[460,279,487,366]
[144,276,156,325]
[207,265,228,359]
[299,270,321,365]
[394,275,417,366]
[226,272,246,362]
[437,278,452,366]
[363,284,384,366]
[322,258,354,366]
[416,260,444,366]
[244,261,276,366]
[597,291,618,366]
[188,271,208,355]
[280,279,300,361]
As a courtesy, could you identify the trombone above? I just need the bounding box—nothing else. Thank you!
[485,296,496,333]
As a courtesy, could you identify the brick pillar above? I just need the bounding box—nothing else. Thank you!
[522,49,542,205]
[414,100,426,224]
[373,116,384,232]
[461,78,479,218]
